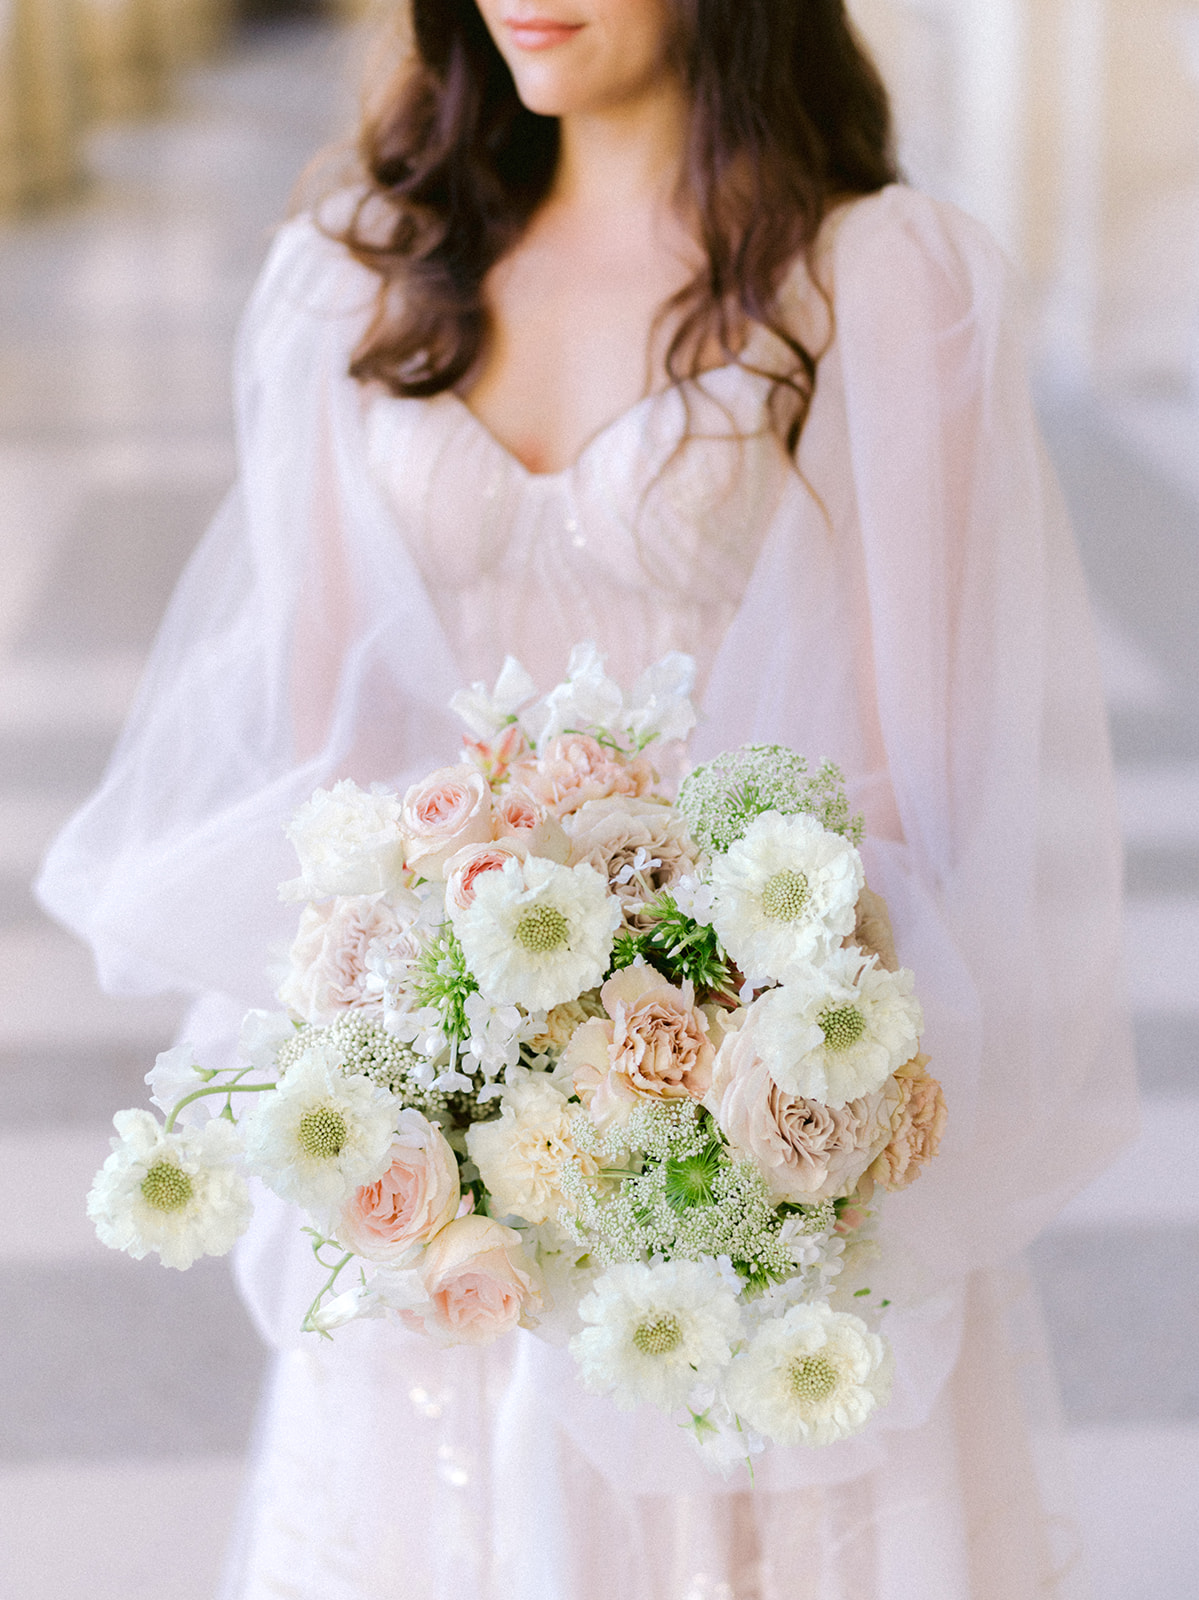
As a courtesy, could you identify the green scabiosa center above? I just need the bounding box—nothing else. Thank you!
[632,1312,684,1356]
[515,903,570,954]
[298,1104,348,1160]
[819,1004,866,1052]
[760,869,811,921]
[140,1160,193,1213]
[787,1352,839,1405]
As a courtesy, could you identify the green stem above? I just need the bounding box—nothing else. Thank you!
[301,1251,355,1338]
[164,1080,277,1133]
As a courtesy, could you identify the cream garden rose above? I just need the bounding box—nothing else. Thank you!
[511,734,656,818]
[562,965,716,1129]
[401,764,493,878]
[565,796,699,927]
[336,1109,460,1263]
[418,1214,542,1345]
[709,1019,895,1202]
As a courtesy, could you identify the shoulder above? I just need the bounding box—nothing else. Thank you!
[236,198,381,380]
[818,184,1015,342]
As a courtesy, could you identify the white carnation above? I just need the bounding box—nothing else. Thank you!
[752,949,923,1108]
[87,1110,251,1270]
[571,1258,742,1412]
[725,1302,892,1447]
[451,854,620,1012]
[240,1040,398,1220]
[466,1068,598,1225]
[281,779,407,902]
[707,811,864,985]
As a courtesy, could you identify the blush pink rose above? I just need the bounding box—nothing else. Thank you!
[866,1054,947,1192]
[402,764,493,878]
[491,786,570,862]
[562,965,716,1129]
[336,1109,460,1263]
[709,1019,894,1202]
[511,734,656,818]
[417,1214,542,1346]
[443,839,528,914]
[277,893,421,1025]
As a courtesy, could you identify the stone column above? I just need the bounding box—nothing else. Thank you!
[0,0,85,211]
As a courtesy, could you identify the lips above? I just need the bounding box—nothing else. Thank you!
[503,15,584,50]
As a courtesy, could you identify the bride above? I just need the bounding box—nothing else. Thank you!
[38,1,1136,1596]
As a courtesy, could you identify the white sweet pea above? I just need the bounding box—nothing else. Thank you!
[238,1009,296,1074]
[145,1044,211,1125]
[623,652,697,747]
[528,642,625,747]
[449,655,538,737]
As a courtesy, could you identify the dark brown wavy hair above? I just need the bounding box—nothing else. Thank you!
[331,0,897,454]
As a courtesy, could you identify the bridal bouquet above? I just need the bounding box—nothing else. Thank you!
[88,645,945,1469]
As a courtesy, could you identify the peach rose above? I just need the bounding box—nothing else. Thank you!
[866,1054,947,1191]
[491,786,570,862]
[418,1214,542,1345]
[710,1019,895,1202]
[562,965,716,1128]
[511,734,656,818]
[443,838,529,914]
[565,796,700,927]
[277,893,421,1025]
[336,1109,460,1263]
[401,764,493,878]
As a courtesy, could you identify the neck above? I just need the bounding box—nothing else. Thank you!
[550,79,691,224]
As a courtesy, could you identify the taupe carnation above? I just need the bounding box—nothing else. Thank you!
[278,894,420,1025]
[866,1054,946,1191]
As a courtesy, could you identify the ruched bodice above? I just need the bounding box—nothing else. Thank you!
[364,364,792,696]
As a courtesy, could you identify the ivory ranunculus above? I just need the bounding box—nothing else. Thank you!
[336,1109,460,1263]
[401,764,493,878]
[562,965,715,1129]
[710,1019,895,1202]
[418,1214,542,1345]
[866,1054,947,1191]
[278,893,420,1024]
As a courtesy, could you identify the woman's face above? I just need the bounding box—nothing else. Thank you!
[473,0,678,118]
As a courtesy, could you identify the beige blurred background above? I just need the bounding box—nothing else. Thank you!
[0,2,1195,1596]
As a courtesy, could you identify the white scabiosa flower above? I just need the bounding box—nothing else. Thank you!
[725,1302,892,1447]
[752,949,923,1109]
[240,1040,398,1220]
[451,854,620,1012]
[570,1258,742,1412]
[87,1110,251,1270]
[707,811,864,985]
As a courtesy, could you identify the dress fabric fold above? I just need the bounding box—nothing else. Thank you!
[36,183,1136,1599]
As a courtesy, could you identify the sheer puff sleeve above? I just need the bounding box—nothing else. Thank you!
[826,187,1137,1277]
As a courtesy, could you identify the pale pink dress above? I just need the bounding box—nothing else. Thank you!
[37,184,1136,1600]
